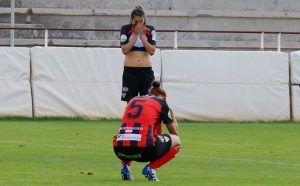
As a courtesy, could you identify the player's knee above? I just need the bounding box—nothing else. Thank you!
[171,135,181,147]
[176,137,181,147]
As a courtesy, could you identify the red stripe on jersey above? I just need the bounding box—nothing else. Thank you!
[128,26,151,37]
[144,28,151,36]
[153,120,162,136]
[122,122,135,147]
[113,136,117,146]
[122,140,131,147]
[128,26,134,35]
[130,123,141,146]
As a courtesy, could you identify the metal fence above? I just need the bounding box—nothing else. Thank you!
[1,26,300,51]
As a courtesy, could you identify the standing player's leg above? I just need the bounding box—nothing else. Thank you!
[139,67,154,96]
[121,67,139,103]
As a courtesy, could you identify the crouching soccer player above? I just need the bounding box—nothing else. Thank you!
[113,81,180,181]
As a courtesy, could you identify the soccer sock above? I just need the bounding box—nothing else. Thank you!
[149,145,180,169]
[122,160,132,167]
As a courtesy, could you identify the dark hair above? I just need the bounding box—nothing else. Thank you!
[130,6,147,24]
[149,81,166,98]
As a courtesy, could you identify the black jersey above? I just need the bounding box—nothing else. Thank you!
[120,24,156,52]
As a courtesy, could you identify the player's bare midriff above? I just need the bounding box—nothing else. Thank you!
[124,51,152,67]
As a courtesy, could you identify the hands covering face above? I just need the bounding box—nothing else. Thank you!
[133,19,145,35]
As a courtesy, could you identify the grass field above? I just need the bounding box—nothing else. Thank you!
[0,119,300,186]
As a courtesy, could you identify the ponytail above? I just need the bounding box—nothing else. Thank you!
[149,81,166,99]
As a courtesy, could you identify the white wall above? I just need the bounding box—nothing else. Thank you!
[0,47,295,121]
[290,51,300,84]
[162,50,290,121]
[30,47,161,119]
[292,86,300,121]
[0,47,32,117]
[290,51,300,121]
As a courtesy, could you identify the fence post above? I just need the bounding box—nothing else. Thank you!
[44,29,48,47]
[10,0,15,47]
[174,31,178,50]
[277,33,281,52]
[260,32,264,50]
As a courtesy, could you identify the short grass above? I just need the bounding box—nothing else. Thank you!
[0,119,300,186]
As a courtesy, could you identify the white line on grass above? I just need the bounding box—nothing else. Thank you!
[0,180,50,184]
[1,140,298,168]
[0,140,112,152]
[177,154,300,167]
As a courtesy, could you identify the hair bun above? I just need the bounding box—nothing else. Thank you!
[135,5,143,10]
[152,81,161,88]
[131,5,145,19]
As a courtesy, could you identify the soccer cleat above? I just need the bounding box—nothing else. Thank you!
[121,165,134,181]
[142,164,160,181]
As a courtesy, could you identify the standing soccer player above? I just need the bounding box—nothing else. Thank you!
[113,81,180,181]
[120,6,157,103]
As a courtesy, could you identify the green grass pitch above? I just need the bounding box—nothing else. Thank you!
[0,119,300,185]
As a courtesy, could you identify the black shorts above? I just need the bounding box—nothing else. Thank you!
[121,66,154,102]
[113,134,172,162]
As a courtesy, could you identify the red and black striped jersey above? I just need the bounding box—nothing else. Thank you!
[113,95,172,148]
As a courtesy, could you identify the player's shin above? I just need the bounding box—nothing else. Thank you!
[149,145,180,169]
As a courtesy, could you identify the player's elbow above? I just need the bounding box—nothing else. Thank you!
[172,134,181,147]
[177,138,181,147]
[148,48,155,56]
[121,46,130,55]
[122,49,129,55]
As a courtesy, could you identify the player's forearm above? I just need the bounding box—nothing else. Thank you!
[140,35,155,55]
[121,35,138,55]
[167,123,179,136]
[170,110,179,135]
[172,118,179,135]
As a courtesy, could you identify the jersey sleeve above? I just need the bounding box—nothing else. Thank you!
[160,101,173,125]
[147,25,157,46]
[120,25,130,46]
